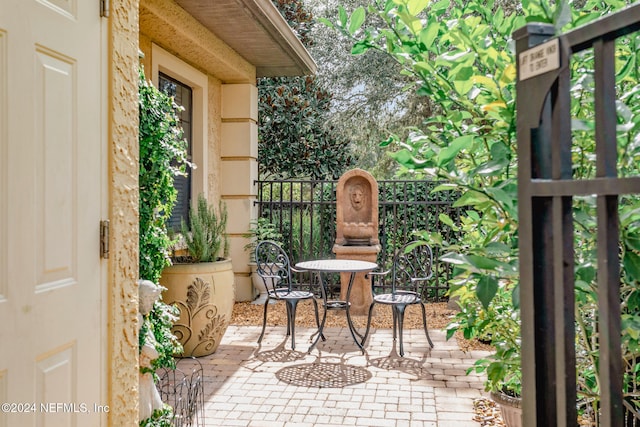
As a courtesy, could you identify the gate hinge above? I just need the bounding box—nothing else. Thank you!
[100,0,109,18]
[100,220,110,259]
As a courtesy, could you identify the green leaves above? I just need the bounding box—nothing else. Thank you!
[436,135,474,167]
[406,0,430,15]
[623,251,640,282]
[552,0,572,31]
[330,0,640,408]
[430,0,449,12]
[348,6,366,34]
[477,275,498,310]
[338,6,348,27]
[387,147,428,169]
[418,22,440,50]
[438,213,458,230]
[330,0,640,406]
[351,40,370,55]
[139,68,189,283]
[138,68,187,373]
[258,76,354,179]
[335,5,367,37]
[181,194,228,263]
[440,252,517,277]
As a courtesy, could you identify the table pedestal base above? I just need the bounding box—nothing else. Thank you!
[333,244,380,315]
[295,258,378,353]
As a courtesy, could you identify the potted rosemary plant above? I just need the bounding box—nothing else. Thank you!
[160,194,235,357]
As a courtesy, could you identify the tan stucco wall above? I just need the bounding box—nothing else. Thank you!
[140,0,255,83]
[139,35,152,75]
[109,0,141,425]
[221,84,259,302]
[139,0,259,302]
[106,1,308,423]
[208,76,223,202]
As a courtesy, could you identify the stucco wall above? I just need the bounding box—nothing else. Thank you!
[109,0,141,425]
[139,34,152,76]
[208,76,222,202]
[140,0,254,83]
[139,0,259,302]
[106,1,303,423]
[220,84,259,302]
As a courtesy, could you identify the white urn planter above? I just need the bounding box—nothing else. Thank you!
[490,391,522,427]
[160,259,235,357]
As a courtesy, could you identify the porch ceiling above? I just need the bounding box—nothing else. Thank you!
[175,0,317,77]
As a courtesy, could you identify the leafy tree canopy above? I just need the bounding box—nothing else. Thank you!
[327,0,640,414]
[258,0,355,180]
[258,75,354,179]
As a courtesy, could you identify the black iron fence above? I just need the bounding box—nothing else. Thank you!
[156,357,204,427]
[254,179,462,302]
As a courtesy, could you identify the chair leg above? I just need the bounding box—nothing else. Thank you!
[361,302,376,347]
[395,305,407,357]
[419,302,434,348]
[287,300,299,351]
[285,303,292,337]
[257,296,270,344]
[389,307,399,354]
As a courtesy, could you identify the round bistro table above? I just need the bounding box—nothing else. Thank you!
[295,259,377,353]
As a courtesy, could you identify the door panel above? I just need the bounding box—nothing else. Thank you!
[0,0,105,426]
[34,47,76,291]
[0,28,7,305]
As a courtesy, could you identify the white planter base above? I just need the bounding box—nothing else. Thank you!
[490,391,522,427]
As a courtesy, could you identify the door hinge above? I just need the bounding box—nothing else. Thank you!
[100,0,109,18]
[100,220,110,259]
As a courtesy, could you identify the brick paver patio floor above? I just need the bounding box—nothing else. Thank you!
[189,323,492,426]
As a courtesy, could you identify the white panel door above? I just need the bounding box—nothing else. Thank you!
[0,0,106,426]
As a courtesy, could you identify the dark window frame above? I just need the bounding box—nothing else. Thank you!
[159,72,193,231]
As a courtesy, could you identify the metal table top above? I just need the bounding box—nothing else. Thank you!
[295,259,377,273]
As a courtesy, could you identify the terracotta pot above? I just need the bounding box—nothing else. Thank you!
[160,259,235,357]
[490,391,522,427]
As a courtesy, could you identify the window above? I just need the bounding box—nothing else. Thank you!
[151,43,208,232]
[159,73,193,230]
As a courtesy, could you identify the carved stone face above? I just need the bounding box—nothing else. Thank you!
[349,184,365,211]
[336,169,380,247]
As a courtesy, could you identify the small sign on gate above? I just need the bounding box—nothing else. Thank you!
[518,38,560,81]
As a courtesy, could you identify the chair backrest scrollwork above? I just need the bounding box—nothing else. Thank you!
[389,242,433,295]
[254,240,292,292]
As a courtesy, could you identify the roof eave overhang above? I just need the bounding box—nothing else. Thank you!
[176,0,317,77]
[242,0,317,77]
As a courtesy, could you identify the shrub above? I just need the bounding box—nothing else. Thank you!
[178,194,228,263]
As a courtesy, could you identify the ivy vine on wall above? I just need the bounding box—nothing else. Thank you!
[138,67,190,426]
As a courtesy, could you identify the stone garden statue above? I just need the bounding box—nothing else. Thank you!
[333,169,381,314]
[138,279,165,421]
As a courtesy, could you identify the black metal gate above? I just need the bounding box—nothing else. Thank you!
[514,5,640,426]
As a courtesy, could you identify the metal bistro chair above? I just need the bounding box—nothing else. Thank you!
[361,241,435,356]
[255,240,321,351]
